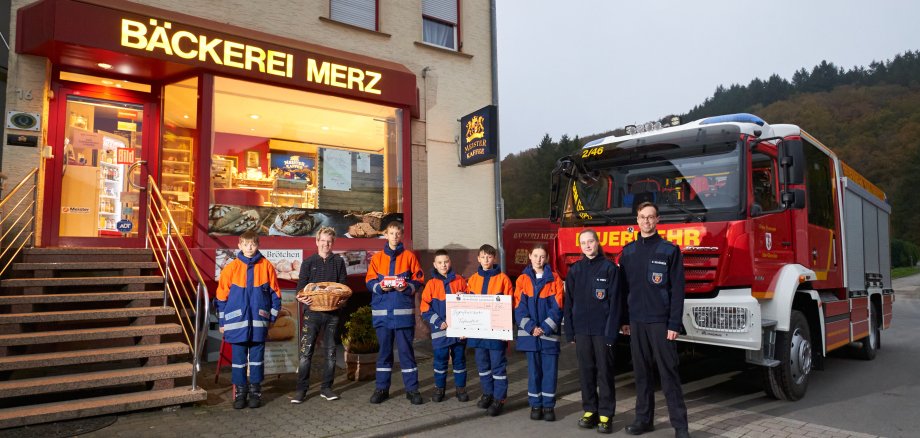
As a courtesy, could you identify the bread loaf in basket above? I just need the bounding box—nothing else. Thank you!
[298,282,353,311]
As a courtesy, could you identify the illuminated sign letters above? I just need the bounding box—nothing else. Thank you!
[120,18,384,94]
[459,105,498,166]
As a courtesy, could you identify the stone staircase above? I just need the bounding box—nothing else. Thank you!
[0,248,207,429]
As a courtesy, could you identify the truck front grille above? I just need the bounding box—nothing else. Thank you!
[683,254,718,293]
[691,306,749,332]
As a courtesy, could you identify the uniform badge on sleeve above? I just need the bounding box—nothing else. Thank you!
[595,289,606,299]
[652,273,664,284]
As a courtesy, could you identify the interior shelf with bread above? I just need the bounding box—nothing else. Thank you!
[161,133,195,235]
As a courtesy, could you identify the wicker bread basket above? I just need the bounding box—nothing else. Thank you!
[298,282,353,311]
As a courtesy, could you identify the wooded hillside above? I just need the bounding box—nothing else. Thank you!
[500,51,920,247]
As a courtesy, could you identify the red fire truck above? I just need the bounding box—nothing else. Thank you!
[506,113,894,400]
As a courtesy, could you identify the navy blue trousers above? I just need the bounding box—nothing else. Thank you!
[526,351,558,408]
[375,327,419,391]
[231,341,265,386]
[474,348,508,400]
[433,343,467,389]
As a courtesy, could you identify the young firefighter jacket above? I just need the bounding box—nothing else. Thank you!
[563,254,623,344]
[466,265,513,350]
[513,265,565,354]
[216,251,282,344]
[365,242,425,329]
[420,269,469,349]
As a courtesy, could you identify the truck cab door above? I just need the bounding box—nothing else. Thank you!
[801,139,844,290]
[750,148,794,297]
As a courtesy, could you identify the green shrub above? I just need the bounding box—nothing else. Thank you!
[343,306,378,354]
[891,238,920,268]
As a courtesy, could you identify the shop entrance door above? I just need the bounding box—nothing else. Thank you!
[45,86,158,247]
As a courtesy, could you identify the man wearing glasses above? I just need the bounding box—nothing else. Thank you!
[619,202,690,438]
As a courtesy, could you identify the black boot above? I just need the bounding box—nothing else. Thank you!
[232,384,248,409]
[248,383,262,409]
[431,387,446,402]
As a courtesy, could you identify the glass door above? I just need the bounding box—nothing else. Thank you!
[48,87,157,247]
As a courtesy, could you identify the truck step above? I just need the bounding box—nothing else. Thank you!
[0,363,192,398]
[0,323,182,346]
[0,307,176,324]
[0,342,189,372]
[0,385,207,429]
[0,276,162,288]
[0,291,164,305]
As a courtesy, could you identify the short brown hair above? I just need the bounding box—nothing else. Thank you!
[479,244,497,256]
[636,202,659,216]
[239,230,259,244]
[385,221,404,232]
[316,226,336,240]
[434,249,450,258]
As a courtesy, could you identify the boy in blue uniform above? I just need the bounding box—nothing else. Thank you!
[216,230,282,409]
[514,245,565,421]
[420,249,470,402]
[365,221,426,405]
[466,244,513,416]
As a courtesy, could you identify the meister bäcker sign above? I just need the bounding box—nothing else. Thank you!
[459,105,498,166]
[121,18,382,94]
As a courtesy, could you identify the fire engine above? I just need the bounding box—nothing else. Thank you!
[506,113,894,400]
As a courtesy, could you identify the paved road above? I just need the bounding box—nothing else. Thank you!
[415,274,920,438]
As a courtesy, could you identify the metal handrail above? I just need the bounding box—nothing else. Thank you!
[144,175,209,390]
[0,168,39,278]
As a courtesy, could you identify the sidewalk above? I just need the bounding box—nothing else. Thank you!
[76,341,588,438]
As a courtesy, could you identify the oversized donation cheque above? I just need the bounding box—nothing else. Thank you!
[445,294,513,341]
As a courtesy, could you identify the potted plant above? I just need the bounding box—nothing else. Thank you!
[342,306,378,381]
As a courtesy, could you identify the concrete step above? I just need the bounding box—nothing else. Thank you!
[0,385,207,429]
[0,291,164,305]
[0,324,182,347]
[0,363,192,398]
[0,307,176,324]
[0,342,189,372]
[12,261,159,271]
[23,248,154,263]
[0,276,163,288]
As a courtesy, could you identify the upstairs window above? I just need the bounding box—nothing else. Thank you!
[422,0,459,50]
[330,0,377,31]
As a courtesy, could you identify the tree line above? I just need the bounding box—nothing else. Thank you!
[501,50,920,261]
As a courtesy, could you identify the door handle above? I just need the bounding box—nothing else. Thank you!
[127,160,147,191]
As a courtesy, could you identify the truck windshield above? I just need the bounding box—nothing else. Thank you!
[561,135,744,225]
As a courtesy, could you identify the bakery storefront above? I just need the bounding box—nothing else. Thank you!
[16,0,418,287]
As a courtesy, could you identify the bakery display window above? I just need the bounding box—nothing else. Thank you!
[161,77,200,236]
[207,77,403,238]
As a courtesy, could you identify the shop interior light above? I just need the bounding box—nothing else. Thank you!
[101,80,115,85]
[115,84,123,88]
[97,62,113,69]
[249,114,260,120]
[183,114,190,119]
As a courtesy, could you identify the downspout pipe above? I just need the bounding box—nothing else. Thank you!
[490,0,505,268]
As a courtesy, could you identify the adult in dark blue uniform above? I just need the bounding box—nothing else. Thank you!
[620,202,690,438]
[563,229,624,434]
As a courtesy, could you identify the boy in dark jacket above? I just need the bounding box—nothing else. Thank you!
[466,244,514,416]
[513,245,564,421]
[420,249,470,403]
[216,230,282,409]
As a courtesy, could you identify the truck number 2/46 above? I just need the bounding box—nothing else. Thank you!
[581,147,603,159]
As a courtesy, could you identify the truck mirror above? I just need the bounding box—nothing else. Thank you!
[782,188,806,209]
[781,139,805,185]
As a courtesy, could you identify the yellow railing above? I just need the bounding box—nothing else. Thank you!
[0,168,38,278]
[145,175,209,390]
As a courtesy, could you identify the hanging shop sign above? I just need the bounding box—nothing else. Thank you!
[459,105,498,167]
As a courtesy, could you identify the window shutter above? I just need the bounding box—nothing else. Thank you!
[422,0,457,24]
[330,0,377,31]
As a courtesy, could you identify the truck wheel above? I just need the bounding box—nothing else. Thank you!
[856,303,880,360]
[764,310,811,401]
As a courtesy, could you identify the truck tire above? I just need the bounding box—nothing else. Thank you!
[856,303,880,360]
[763,310,811,401]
